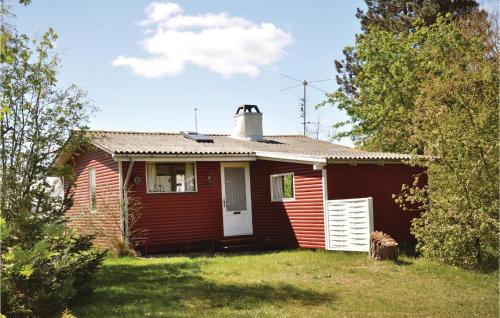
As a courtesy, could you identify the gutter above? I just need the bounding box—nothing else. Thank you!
[113,153,257,162]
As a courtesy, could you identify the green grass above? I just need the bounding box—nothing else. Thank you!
[71,250,498,318]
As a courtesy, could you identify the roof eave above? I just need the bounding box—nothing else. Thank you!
[327,158,410,165]
[113,153,257,162]
[255,151,327,165]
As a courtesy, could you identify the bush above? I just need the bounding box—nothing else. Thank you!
[60,309,77,318]
[107,235,136,258]
[1,217,106,317]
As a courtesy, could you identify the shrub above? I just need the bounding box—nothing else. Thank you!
[107,235,136,258]
[61,309,77,318]
[1,217,106,317]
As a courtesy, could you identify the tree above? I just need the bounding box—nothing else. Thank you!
[1,0,33,119]
[327,12,498,268]
[0,28,93,220]
[394,15,499,268]
[356,0,480,33]
[0,7,105,316]
[330,0,481,152]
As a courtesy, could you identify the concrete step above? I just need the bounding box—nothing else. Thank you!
[217,236,264,252]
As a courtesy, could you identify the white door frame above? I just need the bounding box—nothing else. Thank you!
[220,162,253,237]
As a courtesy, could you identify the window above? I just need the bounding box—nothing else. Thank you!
[270,173,294,201]
[88,168,96,211]
[146,162,196,193]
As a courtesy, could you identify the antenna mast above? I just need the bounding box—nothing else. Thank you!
[280,74,330,136]
[303,81,307,136]
[194,107,198,133]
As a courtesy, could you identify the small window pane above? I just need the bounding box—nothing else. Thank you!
[282,174,294,199]
[88,168,96,210]
[147,162,196,193]
[271,173,294,201]
[224,167,247,211]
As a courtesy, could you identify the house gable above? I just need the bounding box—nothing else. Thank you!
[65,147,121,246]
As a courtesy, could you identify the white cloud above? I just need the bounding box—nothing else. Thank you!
[139,2,182,26]
[112,2,293,78]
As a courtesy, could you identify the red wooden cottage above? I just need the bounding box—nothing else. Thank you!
[55,105,423,253]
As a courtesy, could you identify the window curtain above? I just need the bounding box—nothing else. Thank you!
[146,163,157,192]
[158,176,172,192]
[272,176,283,200]
[185,163,195,191]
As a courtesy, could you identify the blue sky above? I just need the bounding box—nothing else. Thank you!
[13,1,366,145]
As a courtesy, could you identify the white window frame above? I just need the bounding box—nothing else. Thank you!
[88,167,97,212]
[270,172,295,202]
[146,162,198,194]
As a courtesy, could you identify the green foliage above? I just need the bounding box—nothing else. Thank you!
[0,6,103,316]
[327,13,499,268]
[395,15,499,268]
[60,309,77,318]
[330,0,482,151]
[1,27,94,221]
[1,216,106,317]
[356,0,480,33]
[282,174,293,198]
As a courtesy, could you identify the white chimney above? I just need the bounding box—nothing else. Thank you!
[231,105,263,141]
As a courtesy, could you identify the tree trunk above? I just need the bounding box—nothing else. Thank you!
[369,231,399,261]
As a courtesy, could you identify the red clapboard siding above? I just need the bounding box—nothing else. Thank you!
[125,161,223,246]
[65,148,121,246]
[251,161,325,249]
[326,164,425,243]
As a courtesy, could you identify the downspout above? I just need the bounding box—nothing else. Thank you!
[121,159,134,246]
[322,167,330,250]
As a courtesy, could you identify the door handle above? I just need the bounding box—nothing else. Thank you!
[223,199,226,208]
[233,211,241,215]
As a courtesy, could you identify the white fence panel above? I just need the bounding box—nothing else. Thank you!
[326,197,374,252]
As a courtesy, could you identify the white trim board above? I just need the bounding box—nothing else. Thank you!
[114,155,256,162]
[270,172,296,202]
[256,151,326,165]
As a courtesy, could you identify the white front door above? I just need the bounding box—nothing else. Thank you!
[220,162,253,237]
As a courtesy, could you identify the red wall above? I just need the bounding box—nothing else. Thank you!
[65,147,121,246]
[250,161,325,249]
[326,164,424,243]
[125,161,224,247]
[66,152,422,250]
[126,160,325,249]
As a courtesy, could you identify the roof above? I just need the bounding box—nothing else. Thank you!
[85,130,412,162]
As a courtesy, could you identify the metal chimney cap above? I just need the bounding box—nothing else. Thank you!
[235,104,261,115]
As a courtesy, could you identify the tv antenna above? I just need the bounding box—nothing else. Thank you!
[307,112,321,140]
[280,74,330,136]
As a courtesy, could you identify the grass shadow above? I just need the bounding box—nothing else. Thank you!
[71,258,334,317]
[394,259,414,266]
[147,248,286,259]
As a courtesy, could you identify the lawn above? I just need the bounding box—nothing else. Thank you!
[71,250,498,318]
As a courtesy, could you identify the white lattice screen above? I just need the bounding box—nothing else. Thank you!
[326,197,374,252]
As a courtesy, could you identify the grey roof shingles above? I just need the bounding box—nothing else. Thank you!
[89,130,412,161]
